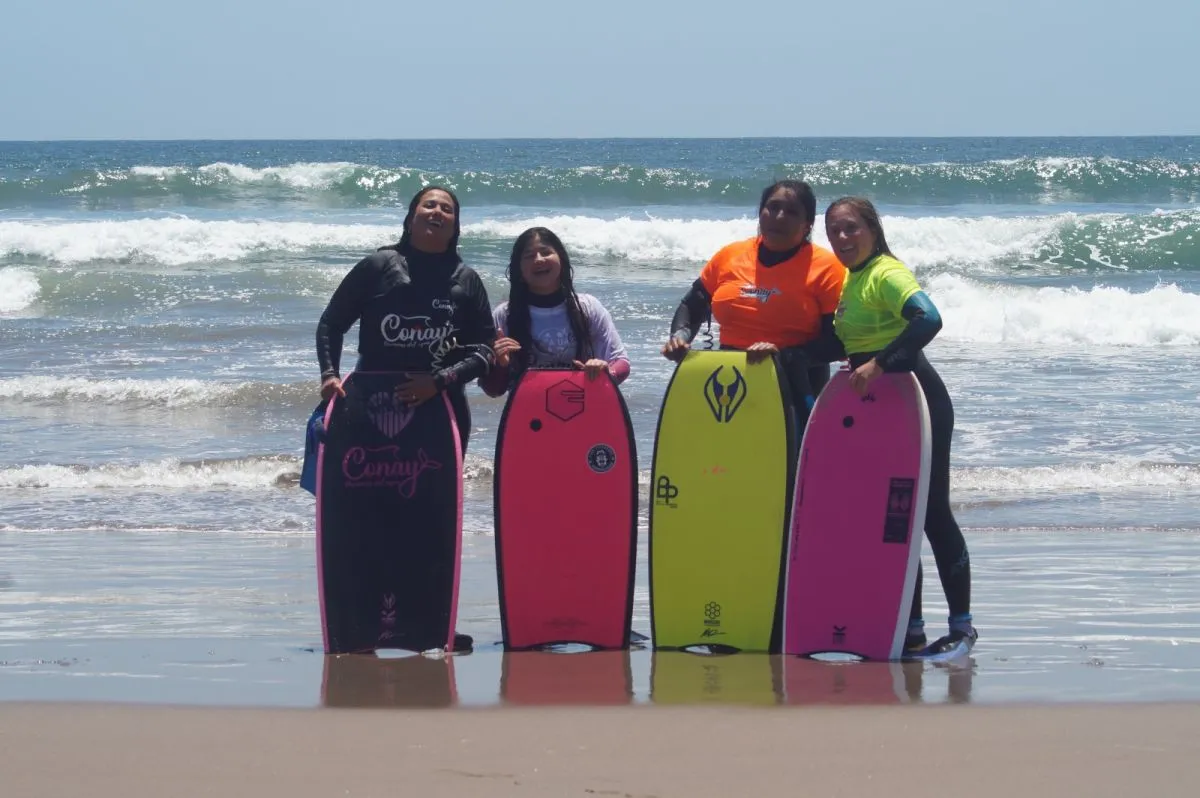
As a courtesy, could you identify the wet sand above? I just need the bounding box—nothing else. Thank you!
[4,701,1199,797]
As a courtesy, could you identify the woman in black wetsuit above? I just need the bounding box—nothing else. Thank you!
[315,185,496,455]
[824,195,976,655]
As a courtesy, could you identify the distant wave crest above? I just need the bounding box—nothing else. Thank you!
[2,156,1197,208]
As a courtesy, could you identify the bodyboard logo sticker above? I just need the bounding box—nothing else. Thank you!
[379,593,398,641]
[654,475,679,508]
[703,365,747,423]
[883,477,915,544]
[545,379,585,422]
[587,443,616,473]
[701,601,724,638]
[366,391,415,438]
[342,446,442,498]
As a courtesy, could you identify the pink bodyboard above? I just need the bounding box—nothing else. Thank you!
[494,368,638,650]
[783,368,931,661]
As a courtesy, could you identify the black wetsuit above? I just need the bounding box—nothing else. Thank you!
[316,244,495,453]
[668,242,845,432]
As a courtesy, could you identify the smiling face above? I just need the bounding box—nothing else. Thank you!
[824,203,878,269]
[407,188,457,253]
[758,186,813,252]
[518,234,563,295]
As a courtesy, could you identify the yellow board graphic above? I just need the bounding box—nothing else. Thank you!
[649,350,793,652]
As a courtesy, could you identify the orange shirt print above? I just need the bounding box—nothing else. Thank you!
[698,237,845,350]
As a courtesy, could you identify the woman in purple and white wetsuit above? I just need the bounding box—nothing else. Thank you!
[479,227,630,397]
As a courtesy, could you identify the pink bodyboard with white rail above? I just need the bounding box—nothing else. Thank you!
[783,369,931,661]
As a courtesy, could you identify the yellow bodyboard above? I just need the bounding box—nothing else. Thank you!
[648,350,793,652]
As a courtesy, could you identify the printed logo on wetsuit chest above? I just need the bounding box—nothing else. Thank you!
[379,313,457,353]
[739,284,781,304]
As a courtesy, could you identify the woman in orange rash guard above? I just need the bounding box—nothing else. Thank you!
[661,179,846,431]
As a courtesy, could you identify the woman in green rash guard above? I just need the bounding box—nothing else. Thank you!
[824,195,976,656]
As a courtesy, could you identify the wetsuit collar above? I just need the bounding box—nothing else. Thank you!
[757,236,806,267]
[527,287,567,308]
[849,251,884,273]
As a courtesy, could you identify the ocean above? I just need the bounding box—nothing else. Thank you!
[2,137,1199,707]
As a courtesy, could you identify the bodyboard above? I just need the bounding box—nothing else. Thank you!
[649,350,793,652]
[783,369,931,661]
[494,368,638,650]
[316,371,463,655]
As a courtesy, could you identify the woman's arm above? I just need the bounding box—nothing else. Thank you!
[433,269,496,390]
[875,291,942,372]
[585,298,631,385]
[316,255,382,380]
[668,279,713,343]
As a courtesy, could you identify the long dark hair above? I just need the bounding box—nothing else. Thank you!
[825,195,895,261]
[504,227,593,367]
[760,179,817,242]
[394,185,462,253]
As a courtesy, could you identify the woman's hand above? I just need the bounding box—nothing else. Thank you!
[849,358,883,396]
[395,373,439,406]
[320,376,346,402]
[745,341,779,364]
[573,358,610,381]
[661,335,690,362]
[492,336,521,368]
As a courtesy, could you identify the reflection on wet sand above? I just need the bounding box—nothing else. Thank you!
[501,649,633,706]
[783,657,918,705]
[321,652,458,709]
[651,649,782,706]
[320,648,975,709]
[656,651,976,706]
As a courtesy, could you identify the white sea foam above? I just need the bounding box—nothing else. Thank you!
[1,209,1193,270]
[0,267,40,313]
[0,376,272,407]
[928,275,1200,346]
[0,219,397,266]
[0,453,494,490]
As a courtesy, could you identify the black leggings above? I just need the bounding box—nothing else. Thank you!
[909,353,971,620]
[851,352,971,620]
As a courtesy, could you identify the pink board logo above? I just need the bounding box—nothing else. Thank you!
[545,379,586,422]
[366,391,414,438]
[342,447,442,498]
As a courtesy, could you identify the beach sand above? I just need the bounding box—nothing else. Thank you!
[4,701,1198,797]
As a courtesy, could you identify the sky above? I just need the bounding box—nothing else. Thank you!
[2,0,1197,140]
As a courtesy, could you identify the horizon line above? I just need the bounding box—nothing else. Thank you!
[3,133,1200,144]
